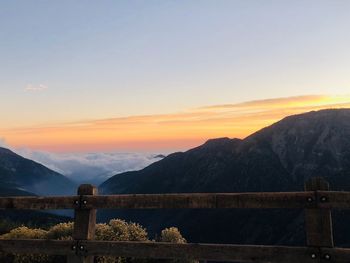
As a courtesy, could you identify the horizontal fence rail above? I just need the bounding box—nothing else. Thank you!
[0,239,330,263]
[0,177,348,263]
[2,191,350,210]
[1,240,350,263]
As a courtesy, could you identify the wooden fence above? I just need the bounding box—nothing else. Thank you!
[0,177,350,263]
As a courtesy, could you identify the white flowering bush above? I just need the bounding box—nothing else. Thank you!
[0,220,192,263]
[46,222,74,240]
[160,227,186,244]
[0,226,49,263]
[95,219,148,263]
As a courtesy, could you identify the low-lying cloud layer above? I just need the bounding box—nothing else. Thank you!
[17,149,165,185]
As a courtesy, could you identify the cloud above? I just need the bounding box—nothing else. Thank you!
[1,94,350,152]
[25,84,48,92]
[16,149,164,184]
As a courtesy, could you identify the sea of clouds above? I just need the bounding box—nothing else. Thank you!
[16,149,165,185]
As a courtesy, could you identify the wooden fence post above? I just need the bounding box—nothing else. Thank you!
[304,177,334,261]
[67,184,97,263]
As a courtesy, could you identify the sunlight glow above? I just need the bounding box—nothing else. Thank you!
[1,95,350,152]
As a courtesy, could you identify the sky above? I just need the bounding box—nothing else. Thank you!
[1,1,350,153]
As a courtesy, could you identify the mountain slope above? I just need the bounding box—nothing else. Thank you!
[99,109,350,245]
[0,147,76,196]
[242,109,350,187]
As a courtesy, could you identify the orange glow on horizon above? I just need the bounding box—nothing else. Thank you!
[1,95,350,152]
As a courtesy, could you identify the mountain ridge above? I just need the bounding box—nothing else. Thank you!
[99,108,350,245]
[0,147,77,196]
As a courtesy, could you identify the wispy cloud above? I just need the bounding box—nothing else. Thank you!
[25,84,48,92]
[1,94,350,152]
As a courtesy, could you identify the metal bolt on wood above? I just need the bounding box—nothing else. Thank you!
[67,184,97,263]
[307,197,314,203]
[304,177,334,248]
[320,196,328,202]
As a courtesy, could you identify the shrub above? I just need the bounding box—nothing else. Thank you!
[0,226,49,263]
[95,219,148,263]
[95,219,147,242]
[0,220,194,263]
[160,227,186,244]
[46,222,74,240]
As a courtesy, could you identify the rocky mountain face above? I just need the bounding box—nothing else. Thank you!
[242,109,350,188]
[99,109,350,246]
[0,147,77,196]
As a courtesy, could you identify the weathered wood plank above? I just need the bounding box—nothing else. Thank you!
[0,196,77,210]
[0,239,320,263]
[304,177,334,248]
[83,192,315,209]
[0,239,75,255]
[0,192,314,210]
[317,191,350,209]
[321,247,350,263]
[3,191,350,210]
[68,185,97,263]
[83,241,319,263]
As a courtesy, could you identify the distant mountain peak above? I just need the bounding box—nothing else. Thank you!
[99,108,350,245]
[246,108,350,140]
[204,137,231,145]
[0,146,76,196]
[0,147,16,155]
[201,137,241,149]
[101,108,350,193]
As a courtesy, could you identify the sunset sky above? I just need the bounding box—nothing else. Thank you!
[1,1,350,152]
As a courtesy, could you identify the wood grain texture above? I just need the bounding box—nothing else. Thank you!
[0,239,321,263]
[68,184,97,263]
[0,192,321,210]
[321,247,350,263]
[304,177,334,248]
[0,239,74,255]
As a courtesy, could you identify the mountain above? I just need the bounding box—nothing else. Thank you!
[99,109,350,246]
[0,147,77,196]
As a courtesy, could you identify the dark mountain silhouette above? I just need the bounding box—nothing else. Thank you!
[99,109,350,246]
[0,147,77,196]
[0,148,76,229]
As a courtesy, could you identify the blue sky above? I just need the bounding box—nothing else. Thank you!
[0,1,350,151]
